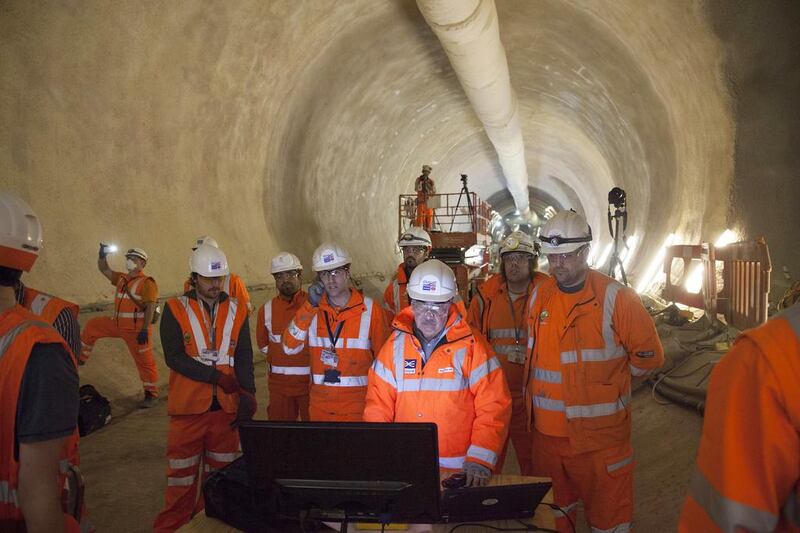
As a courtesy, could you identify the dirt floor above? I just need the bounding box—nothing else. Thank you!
[76,287,709,532]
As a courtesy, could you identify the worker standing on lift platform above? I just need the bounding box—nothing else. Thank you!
[467,230,548,475]
[415,164,436,230]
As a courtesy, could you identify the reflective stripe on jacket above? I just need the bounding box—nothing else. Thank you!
[467,272,549,395]
[257,291,311,378]
[114,273,152,330]
[383,264,409,318]
[165,295,247,415]
[364,305,512,471]
[0,306,77,524]
[283,290,390,413]
[523,270,664,453]
[679,304,800,533]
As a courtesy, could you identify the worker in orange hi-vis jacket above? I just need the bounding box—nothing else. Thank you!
[523,209,664,533]
[679,303,800,533]
[414,164,436,230]
[80,245,160,408]
[383,226,432,319]
[182,236,252,314]
[0,191,85,532]
[153,244,256,533]
[365,259,511,487]
[256,252,309,421]
[282,242,391,422]
[467,230,549,476]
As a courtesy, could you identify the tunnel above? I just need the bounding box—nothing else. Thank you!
[2,1,799,531]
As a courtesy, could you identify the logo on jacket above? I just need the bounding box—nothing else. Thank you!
[438,367,454,374]
[323,253,334,263]
[539,310,549,324]
[404,359,417,374]
[422,280,437,292]
[183,332,192,344]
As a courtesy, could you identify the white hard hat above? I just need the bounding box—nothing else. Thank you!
[500,231,537,256]
[193,235,219,250]
[538,209,592,254]
[0,192,42,272]
[190,243,229,277]
[407,259,457,303]
[312,242,352,272]
[126,248,148,262]
[398,226,432,248]
[271,252,303,274]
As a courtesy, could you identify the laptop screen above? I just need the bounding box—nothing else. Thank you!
[239,421,442,523]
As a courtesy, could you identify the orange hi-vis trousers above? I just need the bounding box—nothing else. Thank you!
[533,431,635,533]
[80,316,159,395]
[153,410,239,532]
[267,375,310,421]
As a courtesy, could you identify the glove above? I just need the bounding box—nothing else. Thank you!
[232,389,258,428]
[99,243,108,259]
[463,461,492,487]
[136,329,148,345]
[215,372,240,394]
[307,281,325,307]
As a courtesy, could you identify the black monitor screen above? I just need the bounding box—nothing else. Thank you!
[239,421,442,524]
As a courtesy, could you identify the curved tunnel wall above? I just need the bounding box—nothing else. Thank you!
[1,0,796,305]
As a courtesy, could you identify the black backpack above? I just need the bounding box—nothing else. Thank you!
[203,457,301,532]
[77,385,111,437]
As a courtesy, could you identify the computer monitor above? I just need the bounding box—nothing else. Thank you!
[239,421,442,525]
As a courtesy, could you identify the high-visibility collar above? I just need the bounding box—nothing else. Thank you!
[319,289,365,321]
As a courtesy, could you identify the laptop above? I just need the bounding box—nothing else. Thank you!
[441,482,552,523]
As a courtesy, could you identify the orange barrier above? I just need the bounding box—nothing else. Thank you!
[662,238,771,330]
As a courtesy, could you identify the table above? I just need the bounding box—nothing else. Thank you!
[179,474,554,532]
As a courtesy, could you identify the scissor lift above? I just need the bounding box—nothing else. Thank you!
[398,186,492,304]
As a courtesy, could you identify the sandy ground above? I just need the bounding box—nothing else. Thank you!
[76,287,707,532]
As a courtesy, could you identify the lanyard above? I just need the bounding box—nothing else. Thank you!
[505,286,530,346]
[199,299,220,349]
[324,311,345,352]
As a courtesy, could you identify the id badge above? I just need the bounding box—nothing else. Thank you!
[200,348,220,364]
[507,345,526,365]
[321,349,339,367]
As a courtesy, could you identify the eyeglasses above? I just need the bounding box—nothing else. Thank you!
[274,270,300,280]
[545,245,588,264]
[402,246,428,255]
[411,299,450,315]
[502,252,531,264]
[319,268,349,281]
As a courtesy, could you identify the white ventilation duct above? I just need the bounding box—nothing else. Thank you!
[417,0,530,214]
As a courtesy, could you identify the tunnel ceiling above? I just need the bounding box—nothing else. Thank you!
[1,0,742,303]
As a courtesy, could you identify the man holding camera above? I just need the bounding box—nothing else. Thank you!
[282,242,390,421]
[365,259,511,486]
[80,245,160,408]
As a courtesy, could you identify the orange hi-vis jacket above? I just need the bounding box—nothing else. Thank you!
[21,287,79,326]
[0,306,80,530]
[257,290,310,380]
[524,270,664,453]
[165,295,248,416]
[364,305,512,472]
[383,264,409,317]
[468,272,550,394]
[183,273,250,311]
[283,290,390,420]
[114,271,156,331]
[679,304,800,532]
